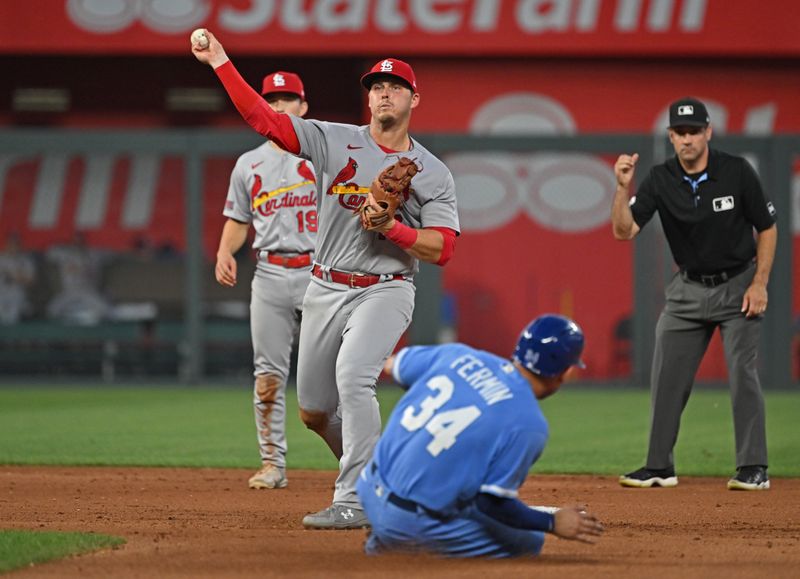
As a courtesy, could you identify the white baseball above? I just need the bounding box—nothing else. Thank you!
[191,28,209,49]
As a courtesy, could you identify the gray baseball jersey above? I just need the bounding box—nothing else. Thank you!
[225,141,317,255]
[289,117,460,508]
[290,118,459,275]
[224,141,317,472]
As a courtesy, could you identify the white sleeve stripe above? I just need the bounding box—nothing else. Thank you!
[392,348,409,384]
[479,484,519,499]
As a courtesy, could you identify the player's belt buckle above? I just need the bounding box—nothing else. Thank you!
[347,273,367,289]
[266,252,311,268]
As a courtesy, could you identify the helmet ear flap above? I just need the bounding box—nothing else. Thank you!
[512,314,585,378]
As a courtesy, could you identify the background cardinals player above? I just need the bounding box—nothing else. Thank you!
[215,71,317,491]
[194,32,460,529]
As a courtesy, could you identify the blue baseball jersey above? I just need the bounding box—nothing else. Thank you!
[373,343,548,516]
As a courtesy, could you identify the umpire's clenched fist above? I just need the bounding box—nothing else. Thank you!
[614,153,639,189]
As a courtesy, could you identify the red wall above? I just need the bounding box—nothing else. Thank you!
[407,59,800,380]
[2,56,798,380]
[2,0,799,383]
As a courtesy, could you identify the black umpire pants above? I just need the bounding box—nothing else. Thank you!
[645,263,768,470]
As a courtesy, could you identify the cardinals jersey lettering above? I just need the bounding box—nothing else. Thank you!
[289,118,460,275]
[372,344,548,516]
[224,141,317,255]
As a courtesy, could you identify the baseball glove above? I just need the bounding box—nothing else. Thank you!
[361,157,419,229]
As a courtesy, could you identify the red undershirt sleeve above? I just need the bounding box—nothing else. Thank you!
[214,61,301,155]
[427,227,457,266]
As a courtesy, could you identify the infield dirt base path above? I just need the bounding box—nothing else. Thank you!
[1,467,798,578]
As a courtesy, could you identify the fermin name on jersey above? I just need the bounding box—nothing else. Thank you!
[449,354,513,405]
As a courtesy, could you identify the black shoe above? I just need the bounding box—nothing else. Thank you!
[619,466,678,488]
[727,466,769,491]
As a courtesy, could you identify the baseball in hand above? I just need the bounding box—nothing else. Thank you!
[191,28,209,49]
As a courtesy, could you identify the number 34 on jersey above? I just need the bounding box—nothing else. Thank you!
[401,375,481,457]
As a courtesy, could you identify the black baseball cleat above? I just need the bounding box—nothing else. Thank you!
[619,466,678,488]
[727,466,770,491]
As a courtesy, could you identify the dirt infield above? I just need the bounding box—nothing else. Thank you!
[1,467,798,578]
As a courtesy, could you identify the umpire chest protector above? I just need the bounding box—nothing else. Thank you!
[630,148,776,273]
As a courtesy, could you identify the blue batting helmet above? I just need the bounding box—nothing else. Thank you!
[512,314,586,377]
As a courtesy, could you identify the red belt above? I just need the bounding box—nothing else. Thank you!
[263,252,312,268]
[311,264,406,288]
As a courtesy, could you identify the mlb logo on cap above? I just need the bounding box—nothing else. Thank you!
[261,71,305,100]
[361,58,418,92]
[669,97,710,128]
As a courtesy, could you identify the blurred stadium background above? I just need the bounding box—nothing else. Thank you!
[0,0,798,388]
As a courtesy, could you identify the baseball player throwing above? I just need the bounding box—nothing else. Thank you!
[193,32,460,529]
[216,71,317,490]
[357,314,603,557]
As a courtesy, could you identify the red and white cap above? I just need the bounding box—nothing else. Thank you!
[261,71,305,100]
[360,58,417,93]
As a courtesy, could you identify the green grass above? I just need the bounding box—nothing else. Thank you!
[0,385,403,470]
[537,388,800,476]
[0,530,124,573]
[0,385,797,476]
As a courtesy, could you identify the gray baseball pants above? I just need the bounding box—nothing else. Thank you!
[646,264,768,470]
[296,277,415,508]
[251,263,310,470]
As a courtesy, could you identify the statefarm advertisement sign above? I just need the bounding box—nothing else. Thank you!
[1,0,799,56]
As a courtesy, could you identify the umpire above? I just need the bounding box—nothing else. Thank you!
[612,97,777,491]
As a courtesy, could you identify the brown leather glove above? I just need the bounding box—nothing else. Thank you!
[361,157,419,229]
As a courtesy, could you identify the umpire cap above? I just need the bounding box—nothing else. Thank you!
[668,97,710,128]
[513,314,585,378]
